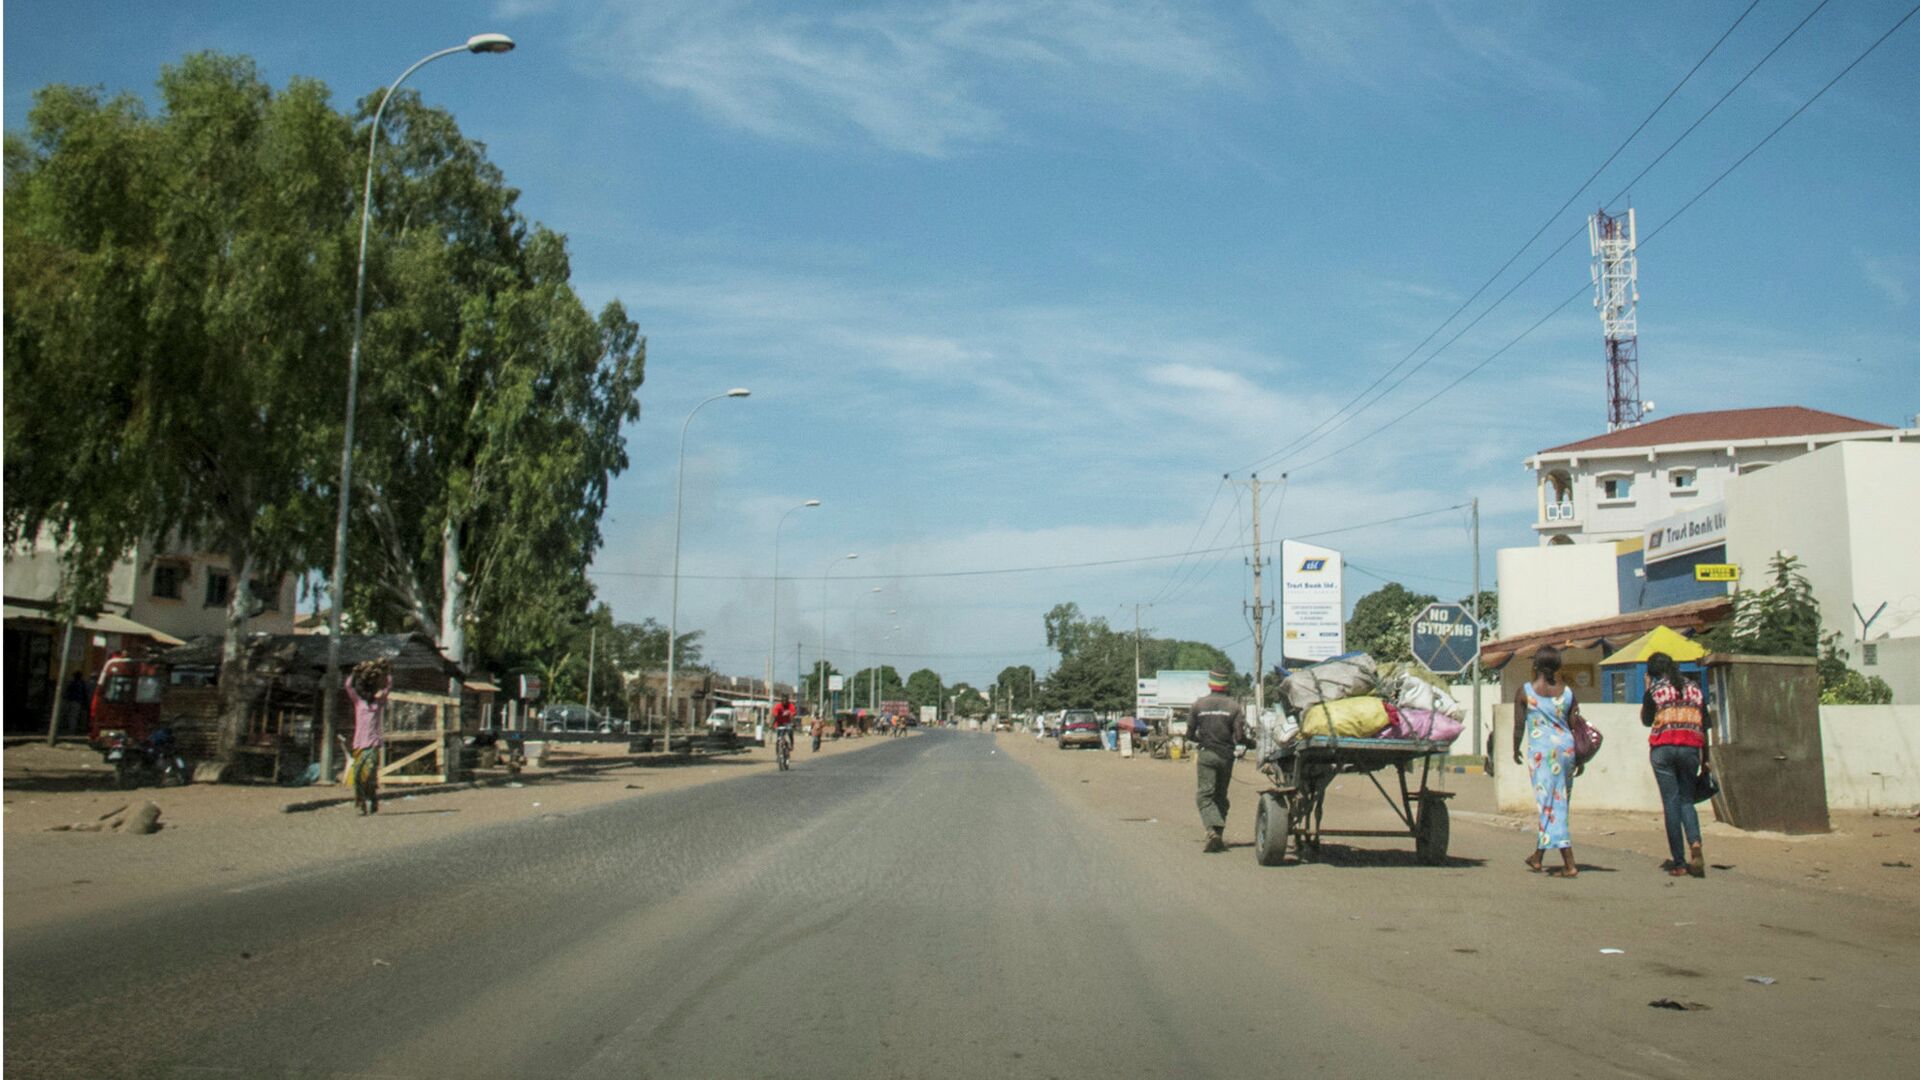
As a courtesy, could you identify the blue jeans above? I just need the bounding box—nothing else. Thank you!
[1650,744,1702,865]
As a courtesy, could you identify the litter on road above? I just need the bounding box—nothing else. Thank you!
[1599,948,1625,955]
[1745,976,1777,985]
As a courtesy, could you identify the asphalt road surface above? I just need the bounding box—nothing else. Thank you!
[7,730,1917,1078]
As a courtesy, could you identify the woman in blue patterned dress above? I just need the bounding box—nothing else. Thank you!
[1511,646,1581,877]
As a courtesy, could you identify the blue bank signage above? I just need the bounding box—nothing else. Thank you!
[1410,602,1481,676]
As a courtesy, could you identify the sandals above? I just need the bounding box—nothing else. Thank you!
[1688,843,1706,878]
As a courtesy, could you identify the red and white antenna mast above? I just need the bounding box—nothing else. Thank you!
[1590,207,1644,430]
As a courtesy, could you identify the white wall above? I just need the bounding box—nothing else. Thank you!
[1493,702,1920,816]
[1496,544,1620,637]
[1727,441,1920,699]
[1821,705,1920,812]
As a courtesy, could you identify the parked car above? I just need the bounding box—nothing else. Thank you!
[542,703,609,734]
[1057,709,1102,750]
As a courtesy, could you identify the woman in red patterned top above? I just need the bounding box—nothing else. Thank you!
[1642,652,1709,877]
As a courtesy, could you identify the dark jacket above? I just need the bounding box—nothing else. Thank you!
[1187,693,1247,756]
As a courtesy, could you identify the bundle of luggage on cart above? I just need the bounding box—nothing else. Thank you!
[1251,652,1468,867]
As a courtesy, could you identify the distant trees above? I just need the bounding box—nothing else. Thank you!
[904,668,944,709]
[1038,602,1241,711]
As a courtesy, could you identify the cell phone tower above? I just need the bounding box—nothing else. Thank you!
[1590,207,1644,431]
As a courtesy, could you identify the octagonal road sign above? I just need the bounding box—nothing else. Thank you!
[1409,602,1481,676]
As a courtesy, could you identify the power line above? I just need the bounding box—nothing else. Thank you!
[1233,0,1766,476]
[1279,0,1918,476]
[1146,474,1228,606]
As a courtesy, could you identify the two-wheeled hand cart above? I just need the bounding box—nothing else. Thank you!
[1253,735,1453,867]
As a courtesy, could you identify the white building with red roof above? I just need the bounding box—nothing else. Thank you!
[1525,406,1911,546]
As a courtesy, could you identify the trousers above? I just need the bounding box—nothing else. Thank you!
[1195,747,1233,831]
[1650,744,1703,864]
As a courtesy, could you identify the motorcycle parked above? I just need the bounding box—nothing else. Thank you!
[100,723,191,790]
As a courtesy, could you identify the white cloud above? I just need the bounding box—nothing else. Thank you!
[1860,253,1912,308]
[567,0,1242,156]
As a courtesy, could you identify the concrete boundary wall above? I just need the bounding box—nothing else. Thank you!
[1821,705,1920,812]
[1490,699,1920,816]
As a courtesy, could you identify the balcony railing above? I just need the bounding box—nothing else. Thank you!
[1542,501,1578,524]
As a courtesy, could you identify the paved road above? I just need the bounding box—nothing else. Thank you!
[7,730,1918,1078]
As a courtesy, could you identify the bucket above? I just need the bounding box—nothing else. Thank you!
[1169,741,1184,760]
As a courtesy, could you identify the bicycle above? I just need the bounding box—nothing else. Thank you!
[775,727,794,771]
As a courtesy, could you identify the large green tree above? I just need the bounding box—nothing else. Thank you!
[993,664,1039,713]
[846,665,905,709]
[904,668,944,709]
[1346,583,1438,665]
[5,54,356,755]
[343,92,645,670]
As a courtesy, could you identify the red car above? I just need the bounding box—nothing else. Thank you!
[89,655,167,748]
[1057,709,1102,750]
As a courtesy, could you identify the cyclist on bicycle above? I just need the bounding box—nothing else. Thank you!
[771,696,797,761]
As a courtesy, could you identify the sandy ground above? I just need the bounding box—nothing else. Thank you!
[1,730,912,931]
[996,730,1920,905]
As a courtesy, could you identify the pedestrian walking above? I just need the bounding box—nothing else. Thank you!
[809,714,824,753]
[1513,646,1581,877]
[1643,652,1710,878]
[62,670,90,735]
[345,657,392,816]
[1188,671,1247,853]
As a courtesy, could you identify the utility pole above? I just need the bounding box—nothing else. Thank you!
[1470,496,1484,766]
[1245,474,1274,716]
[585,623,597,713]
[1133,604,1145,687]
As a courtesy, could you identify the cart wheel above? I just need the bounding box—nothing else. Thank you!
[1416,798,1451,865]
[1254,793,1292,867]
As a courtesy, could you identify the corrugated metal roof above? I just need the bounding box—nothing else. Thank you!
[162,631,462,675]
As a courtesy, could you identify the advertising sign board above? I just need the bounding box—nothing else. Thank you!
[1135,677,1159,710]
[1643,500,1728,565]
[1694,564,1739,582]
[1153,671,1212,709]
[828,675,844,692]
[1281,539,1345,665]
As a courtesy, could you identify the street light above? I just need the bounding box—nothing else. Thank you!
[663,388,751,749]
[820,553,858,718]
[768,499,821,720]
[319,34,517,784]
[872,620,900,713]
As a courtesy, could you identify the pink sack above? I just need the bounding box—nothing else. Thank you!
[1384,707,1464,745]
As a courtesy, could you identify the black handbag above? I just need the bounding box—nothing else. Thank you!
[1692,764,1720,804]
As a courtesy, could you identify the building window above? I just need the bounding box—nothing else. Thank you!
[1598,474,1633,501]
[204,568,232,608]
[250,579,280,612]
[1864,643,1878,667]
[151,562,189,600]
[1670,470,1696,492]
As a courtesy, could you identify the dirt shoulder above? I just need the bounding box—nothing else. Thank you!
[995,729,1920,907]
[2,731,910,932]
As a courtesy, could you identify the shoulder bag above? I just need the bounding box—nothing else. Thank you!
[1569,701,1603,766]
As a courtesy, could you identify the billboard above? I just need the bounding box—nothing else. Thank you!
[1281,539,1344,665]
[1153,671,1213,709]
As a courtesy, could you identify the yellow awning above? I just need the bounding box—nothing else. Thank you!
[1600,625,1705,667]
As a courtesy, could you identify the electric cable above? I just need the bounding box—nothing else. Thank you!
[1232,0,1767,476]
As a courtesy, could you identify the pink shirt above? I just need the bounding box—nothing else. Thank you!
[345,677,387,751]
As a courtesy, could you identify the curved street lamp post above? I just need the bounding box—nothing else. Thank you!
[319,34,516,784]
[767,499,820,720]
[819,554,858,718]
[662,389,750,749]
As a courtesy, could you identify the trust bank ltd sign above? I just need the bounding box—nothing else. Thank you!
[1643,500,1728,565]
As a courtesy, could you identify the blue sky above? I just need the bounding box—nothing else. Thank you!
[8,1,1917,687]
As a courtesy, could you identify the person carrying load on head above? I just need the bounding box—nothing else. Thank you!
[1189,670,1247,854]
[345,657,392,816]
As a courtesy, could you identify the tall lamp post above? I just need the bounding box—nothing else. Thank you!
[319,33,516,784]
[663,389,751,749]
[768,499,821,718]
[871,618,898,712]
[819,553,858,718]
